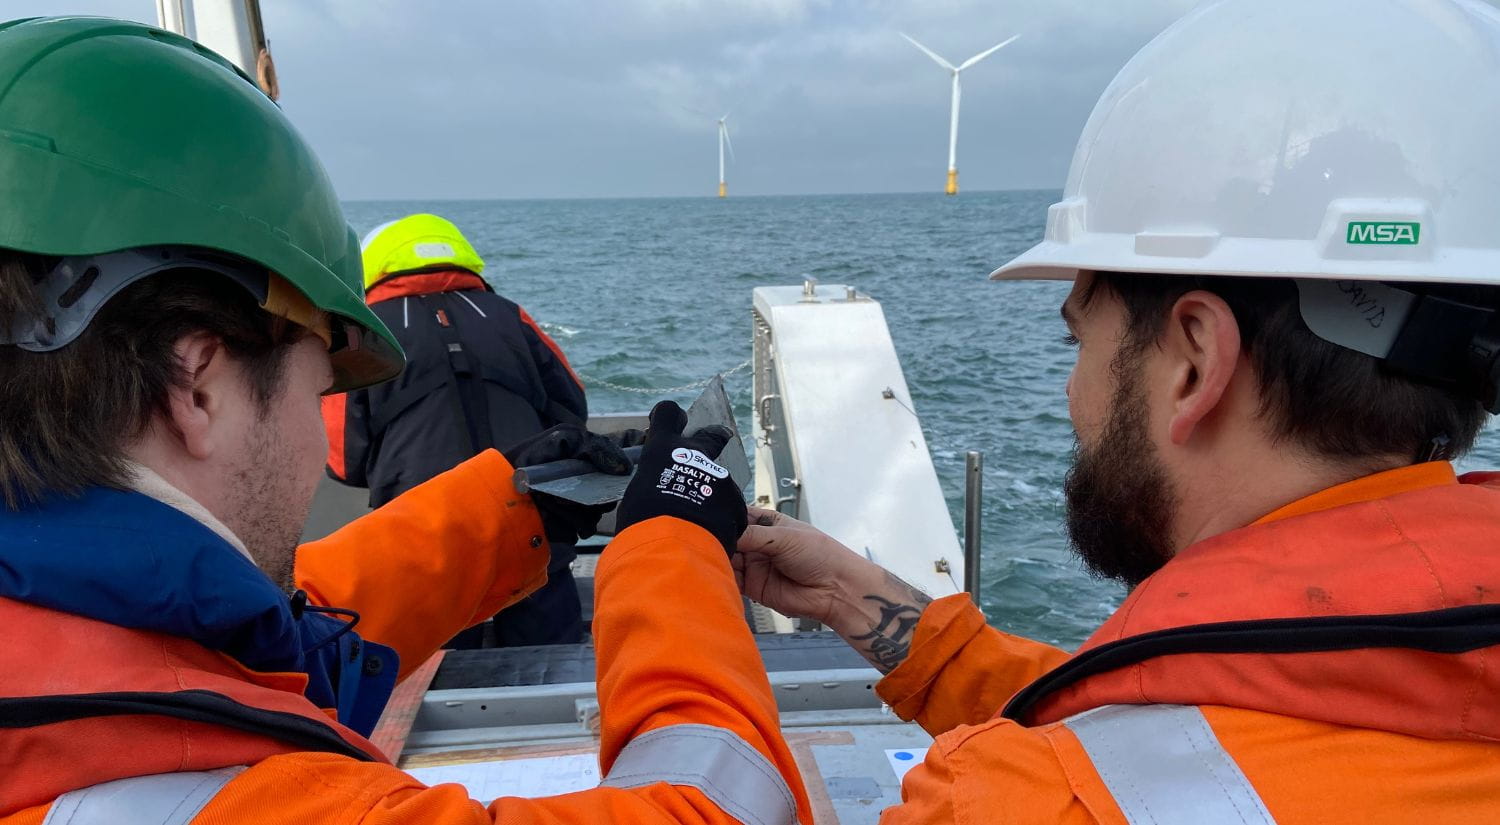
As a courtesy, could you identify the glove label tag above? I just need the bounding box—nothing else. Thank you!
[670,448,729,479]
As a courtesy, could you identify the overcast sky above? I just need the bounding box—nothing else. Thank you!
[15,1,1214,199]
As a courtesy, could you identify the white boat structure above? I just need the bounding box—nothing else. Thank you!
[163,4,983,821]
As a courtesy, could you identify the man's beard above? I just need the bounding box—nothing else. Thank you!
[1064,353,1178,587]
[228,418,311,592]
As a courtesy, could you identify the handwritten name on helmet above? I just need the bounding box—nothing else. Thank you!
[671,448,728,479]
[1336,280,1389,328]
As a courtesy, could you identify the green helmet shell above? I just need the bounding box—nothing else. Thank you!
[0,17,403,391]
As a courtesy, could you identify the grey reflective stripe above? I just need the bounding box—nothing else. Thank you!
[601,723,795,825]
[1065,705,1277,825]
[42,767,246,825]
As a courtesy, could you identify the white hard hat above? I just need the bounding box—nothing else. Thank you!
[992,0,1500,289]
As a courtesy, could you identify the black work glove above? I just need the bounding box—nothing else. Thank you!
[615,401,748,554]
[503,424,632,544]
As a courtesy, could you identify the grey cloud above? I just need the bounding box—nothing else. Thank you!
[5,1,1468,199]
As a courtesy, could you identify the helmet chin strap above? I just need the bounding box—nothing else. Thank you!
[1296,279,1500,414]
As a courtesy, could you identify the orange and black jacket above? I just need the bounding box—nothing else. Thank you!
[324,271,587,507]
[0,449,813,824]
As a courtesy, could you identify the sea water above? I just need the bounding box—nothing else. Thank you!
[346,192,1500,649]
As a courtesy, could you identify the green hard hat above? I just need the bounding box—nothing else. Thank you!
[0,17,403,392]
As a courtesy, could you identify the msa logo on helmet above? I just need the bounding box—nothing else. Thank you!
[670,447,729,479]
[1346,221,1420,245]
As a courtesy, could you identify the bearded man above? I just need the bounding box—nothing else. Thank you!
[734,0,1500,821]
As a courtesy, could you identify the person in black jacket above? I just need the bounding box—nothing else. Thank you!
[323,213,590,647]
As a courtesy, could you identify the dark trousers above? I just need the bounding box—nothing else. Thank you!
[447,550,584,649]
[493,567,584,647]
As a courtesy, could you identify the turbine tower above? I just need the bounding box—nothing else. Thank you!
[717,114,734,198]
[901,32,1019,195]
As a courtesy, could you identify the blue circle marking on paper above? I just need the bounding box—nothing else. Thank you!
[894,751,914,761]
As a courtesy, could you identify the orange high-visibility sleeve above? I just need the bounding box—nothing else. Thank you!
[592,516,814,823]
[169,746,805,825]
[294,449,549,682]
[876,594,1070,736]
[151,515,816,825]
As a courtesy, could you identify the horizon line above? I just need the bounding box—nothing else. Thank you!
[342,186,1061,205]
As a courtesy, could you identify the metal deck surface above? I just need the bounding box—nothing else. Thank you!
[798,724,933,824]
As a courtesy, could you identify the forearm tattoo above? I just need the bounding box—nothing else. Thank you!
[848,573,933,673]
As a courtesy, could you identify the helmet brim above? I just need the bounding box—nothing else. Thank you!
[991,235,1500,288]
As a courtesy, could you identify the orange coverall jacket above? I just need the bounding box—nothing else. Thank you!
[874,462,1500,824]
[1,449,813,824]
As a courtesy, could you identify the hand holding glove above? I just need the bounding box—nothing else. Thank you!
[503,424,632,544]
[615,400,748,554]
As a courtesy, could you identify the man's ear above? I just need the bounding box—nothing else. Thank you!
[1163,290,1242,446]
[162,332,230,460]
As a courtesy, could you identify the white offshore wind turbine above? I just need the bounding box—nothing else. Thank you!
[901,32,1020,195]
[717,113,735,198]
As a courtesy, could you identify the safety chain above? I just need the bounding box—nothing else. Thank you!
[579,358,753,395]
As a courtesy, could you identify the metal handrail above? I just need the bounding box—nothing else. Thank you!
[963,451,983,603]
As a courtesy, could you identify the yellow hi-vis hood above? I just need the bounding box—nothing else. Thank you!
[360,213,486,290]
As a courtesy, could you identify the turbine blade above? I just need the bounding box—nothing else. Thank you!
[723,123,735,162]
[957,34,1020,71]
[900,32,956,71]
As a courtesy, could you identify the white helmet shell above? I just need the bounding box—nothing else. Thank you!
[992,0,1500,287]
